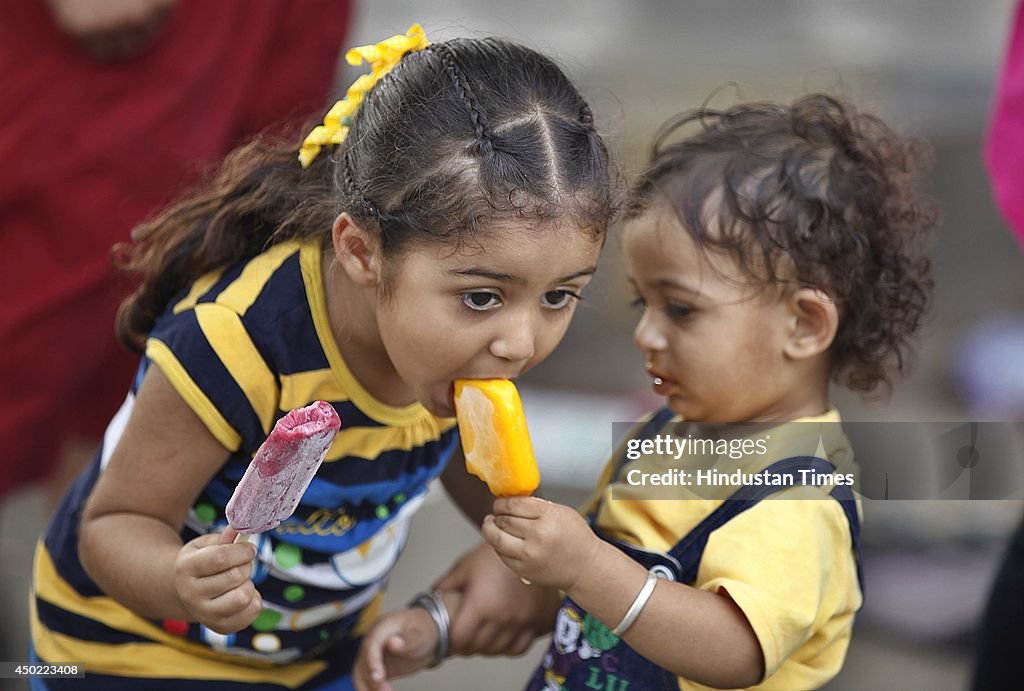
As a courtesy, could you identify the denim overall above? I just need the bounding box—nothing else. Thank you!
[525,408,863,691]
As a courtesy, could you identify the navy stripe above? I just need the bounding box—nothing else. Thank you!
[204,431,454,515]
[34,598,155,646]
[241,253,333,377]
[149,309,263,450]
[258,302,331,376]
[315,433,458,484]
[43,458,106,599]
[331,402,388,429]
[192,259,249,307]
[256,576,372,608]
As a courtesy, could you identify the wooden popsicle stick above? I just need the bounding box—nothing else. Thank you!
[218,527,256,545]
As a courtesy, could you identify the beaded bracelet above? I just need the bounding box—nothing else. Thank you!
[409,591,450,668]
[611,569,659,636]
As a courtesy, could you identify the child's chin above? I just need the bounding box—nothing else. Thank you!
[428,400,456,418]
[665,400,688,420]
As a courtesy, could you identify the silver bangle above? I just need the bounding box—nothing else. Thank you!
[409,591,450,668]
[611,569,659,636]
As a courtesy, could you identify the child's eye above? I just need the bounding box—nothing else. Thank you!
[462,292,502,311]
[665,303,693,320]
[629,296,646,312]
[541,289,581,310]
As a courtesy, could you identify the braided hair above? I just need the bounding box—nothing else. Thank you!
[116,36,615,351]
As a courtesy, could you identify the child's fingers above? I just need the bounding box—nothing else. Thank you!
[203,586,263,634]
[493,513,532,539]
[493,496,545,519]
[192,560,254,598]
[206,581,262,619]
[360,632,388,683]
[482,515,524,558]
[477,623,515,656]
[353,661,384,691]
[509,629,536,657]
[433,568,464,593]
[186,532,226,549]
[183,542,256,578]
[459,618,501,655]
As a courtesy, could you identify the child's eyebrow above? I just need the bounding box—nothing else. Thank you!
[626,275,704,296]
[557,267,597,282]
[448,267,597,284]
[449,268,518,282]
[658,278,703,296]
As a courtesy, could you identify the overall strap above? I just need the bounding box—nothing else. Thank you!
[829,481,864,590]
[668,456,864,591]
[609,406,676,483]
[585,405,675,528]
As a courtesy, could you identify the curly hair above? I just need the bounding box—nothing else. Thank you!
[625,93,936,394]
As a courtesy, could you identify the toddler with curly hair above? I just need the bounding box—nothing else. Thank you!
[358,93,936,691]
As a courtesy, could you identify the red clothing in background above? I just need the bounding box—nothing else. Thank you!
[0,0,351,497]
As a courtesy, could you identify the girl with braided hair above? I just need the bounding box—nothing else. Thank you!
[30,24,614,690]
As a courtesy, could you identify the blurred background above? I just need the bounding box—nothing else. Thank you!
[3,1,1023,689]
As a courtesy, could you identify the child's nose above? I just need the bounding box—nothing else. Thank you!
[489,312,536,364]
[633,310,668,352]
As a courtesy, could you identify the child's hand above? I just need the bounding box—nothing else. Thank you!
[174,533,262,634]
[434,541,560,656]
[353,607,441,691]
[482,497,601,591]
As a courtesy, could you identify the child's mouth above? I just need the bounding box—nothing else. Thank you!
[648,370,678,395]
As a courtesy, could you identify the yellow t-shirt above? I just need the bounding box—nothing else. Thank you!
[584,409,862,690]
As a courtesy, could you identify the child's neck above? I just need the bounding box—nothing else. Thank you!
[757,374,831,422]
[321,252,416,407]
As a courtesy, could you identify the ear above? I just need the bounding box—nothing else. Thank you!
[331,213,381,288]
[782,287,839,361]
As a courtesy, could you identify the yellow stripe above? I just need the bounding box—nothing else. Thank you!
[31,545,325,687]
[146,339,242,451]
[352,593,383,636]
[279,370,349,412]
[195,303,279,436]
[216,241,301,316]
[325,417,456,462]
[277,370,454,461]
[173,268,226,314]
[299,242,435,427]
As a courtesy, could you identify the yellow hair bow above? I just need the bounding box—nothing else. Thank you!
[299,24,429,168]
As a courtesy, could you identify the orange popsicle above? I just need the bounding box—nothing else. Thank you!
[454,379,539,497]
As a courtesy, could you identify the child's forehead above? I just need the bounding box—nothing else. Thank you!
[622,203,695,252]
[622,205,766,287]
[414,220,604,272]
[622,209,704,274]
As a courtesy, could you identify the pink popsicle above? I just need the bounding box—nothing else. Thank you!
[223,401,341,539]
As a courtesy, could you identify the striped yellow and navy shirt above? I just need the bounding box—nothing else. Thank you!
[31,239,459,690]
